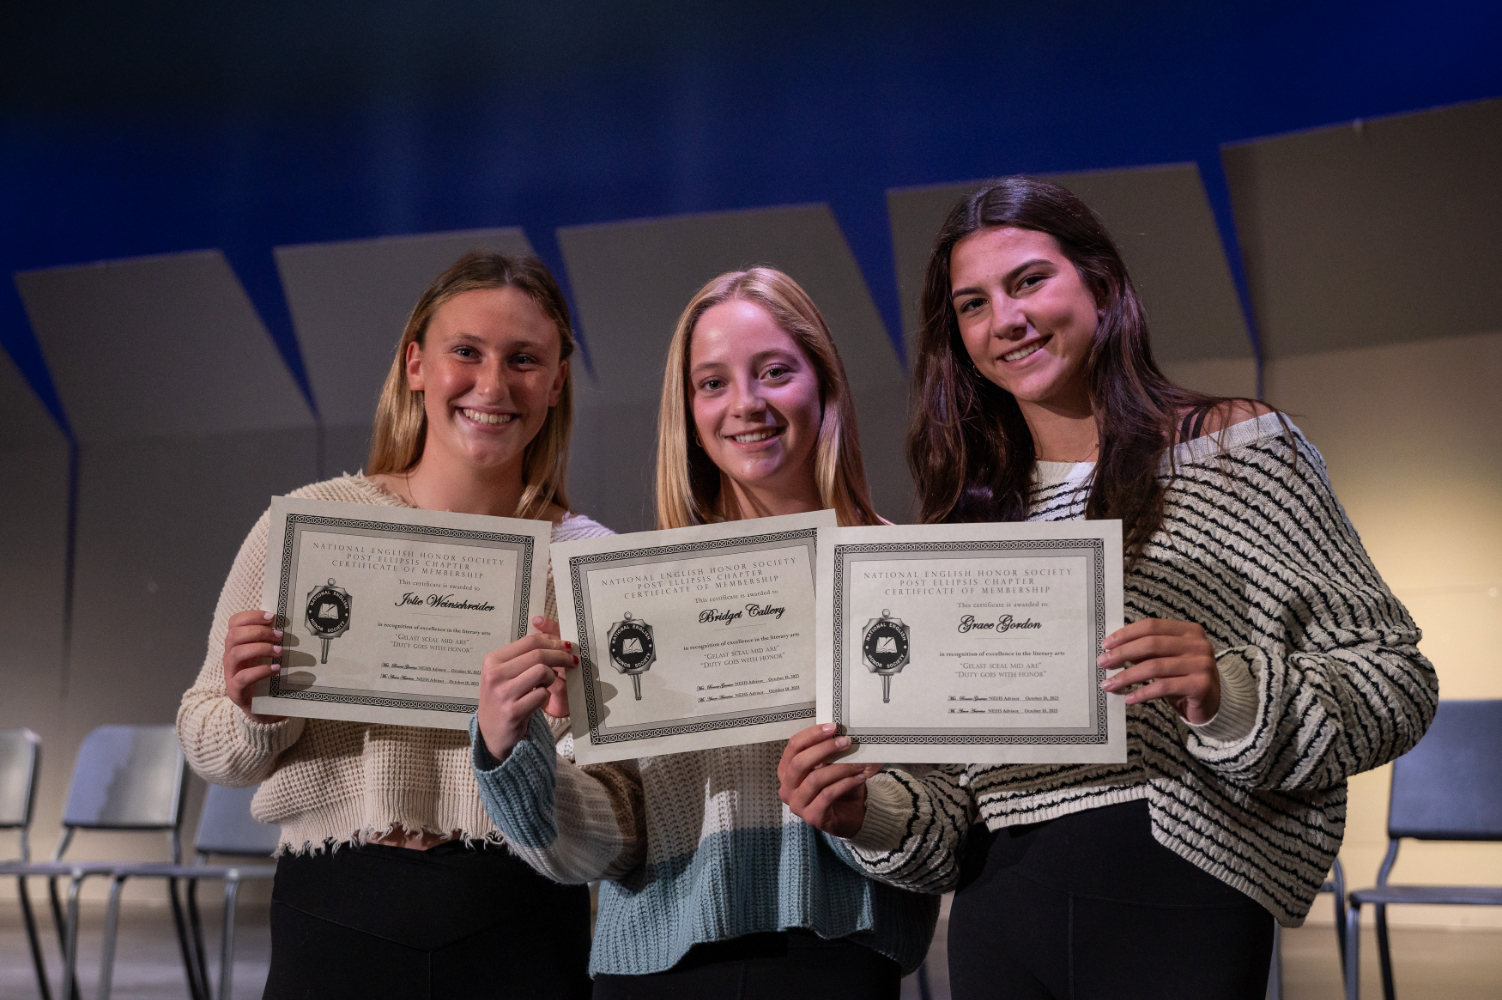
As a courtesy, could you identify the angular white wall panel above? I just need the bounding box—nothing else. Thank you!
[559,205,911,530]
[1223,97,1502,358]
[275,228,534,476]
[16,250,313,441]
[888,164,1255,388]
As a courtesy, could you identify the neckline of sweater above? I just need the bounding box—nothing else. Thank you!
[341,471,589,528]
[1033,412,1293,489]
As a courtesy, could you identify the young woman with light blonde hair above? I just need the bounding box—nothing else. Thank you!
[473,267,936,999]
[179,250,608,998]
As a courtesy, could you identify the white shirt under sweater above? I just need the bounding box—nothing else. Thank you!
[176,473,612,852]
[833,414,1439,925]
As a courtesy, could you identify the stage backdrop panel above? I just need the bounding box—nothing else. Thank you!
[1223,97,1502,359]
[0,349,70,878]
[558,204,911,531]
[887,163,1256,398]
[1229,100,1502,928]
[275,228,535,477]
[17,251,317,882]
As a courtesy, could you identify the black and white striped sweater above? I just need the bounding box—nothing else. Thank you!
[835,414,1438,925]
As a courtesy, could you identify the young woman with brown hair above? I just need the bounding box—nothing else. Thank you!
[779,178,1438,998]
[473,267,936,999]
[178,251,608,998]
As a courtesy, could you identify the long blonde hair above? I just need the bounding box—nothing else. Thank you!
[367,251,575,520]
[655,267,880,529]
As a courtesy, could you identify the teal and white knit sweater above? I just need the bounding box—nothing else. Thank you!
[832,415,1439,925]
[472,708,939,977]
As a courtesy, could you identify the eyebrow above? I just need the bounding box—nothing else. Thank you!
[951,257,1052,300]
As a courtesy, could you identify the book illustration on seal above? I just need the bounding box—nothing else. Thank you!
[607,612,656,701]
[861,609,910,703]
[305,578,353,664]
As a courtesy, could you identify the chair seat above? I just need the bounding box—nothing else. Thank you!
[0,859,125,877]
[112,861,278,880]
[1351,884,1502,906]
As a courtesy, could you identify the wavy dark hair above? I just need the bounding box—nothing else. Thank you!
[908,176,1260,561]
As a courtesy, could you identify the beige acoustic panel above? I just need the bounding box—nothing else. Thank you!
[888,164,1254,367]
[16,250,313,442]
[275,229,536,466]
[559,205,911,530]
[1224,97,1502,358]
[1263,328,1502,928]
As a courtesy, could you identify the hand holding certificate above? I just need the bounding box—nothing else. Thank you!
[815,519,1126,764]
[251,497,551,730]
[555,510,835,763]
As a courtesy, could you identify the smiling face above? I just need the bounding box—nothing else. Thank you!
[950,226,1099,419]
[406,286,567,476]
[688,298,824,512]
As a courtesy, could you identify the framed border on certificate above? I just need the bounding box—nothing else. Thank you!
[557,510,835,763]
[816,520,1126,764]
[251,496,551,730]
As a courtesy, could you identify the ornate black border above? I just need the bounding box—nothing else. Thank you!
[831,538,1108,745]
[570,528,818,745]
[268,512,535,711]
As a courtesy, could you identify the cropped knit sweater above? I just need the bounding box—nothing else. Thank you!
[473,667,940,972]
[176,473,611,852]
[834,414,1438,925]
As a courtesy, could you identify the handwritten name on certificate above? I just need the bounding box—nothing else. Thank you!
[816,520,1126,764]
[556,510,835,764]
[251,496,550,730]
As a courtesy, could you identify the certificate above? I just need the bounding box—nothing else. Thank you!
[816,520,1126,764]
[556,510,835,763]
[251,497,550,729]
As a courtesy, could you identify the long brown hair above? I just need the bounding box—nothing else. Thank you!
[655,267,882,528]
[367,250,576,520]
[908,176,1255,559]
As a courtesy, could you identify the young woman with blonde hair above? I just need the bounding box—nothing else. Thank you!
[179,251,608,998]
[473,267,936,999]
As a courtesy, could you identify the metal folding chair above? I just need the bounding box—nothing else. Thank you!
[1,729,51,999]
[0,724,193,1000]
[1343,699,1502,1000]
[98,783,278,1000]
[1268,858,1345,999]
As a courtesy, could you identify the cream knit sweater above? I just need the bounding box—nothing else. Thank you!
[176,474,612,852]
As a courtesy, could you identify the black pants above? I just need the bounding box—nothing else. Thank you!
[948,800,1274,1000]
[591,930,902,1000]
[264,839,591,1000]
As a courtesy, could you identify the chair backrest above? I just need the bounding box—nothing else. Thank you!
[61,725,188,831]
[0,729,41,831]
[1389,699,1502,841]
[194,783,280,857]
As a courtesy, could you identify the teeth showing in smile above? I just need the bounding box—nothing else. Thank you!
[728,428,781,443]
[462,409,515,426]
[1003,343,1043,363]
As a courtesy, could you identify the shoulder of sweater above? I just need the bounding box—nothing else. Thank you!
[554,513,615,541]
[285,473,407,507]
[1170,411,1314,473]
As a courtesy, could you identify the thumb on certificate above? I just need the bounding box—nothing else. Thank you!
[530,616,561,638]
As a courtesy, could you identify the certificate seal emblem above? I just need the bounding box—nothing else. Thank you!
[862,609,910,703]
[607,612,656,701]
[305,577,353,664]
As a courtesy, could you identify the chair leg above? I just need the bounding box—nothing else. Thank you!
[1267,919,1283,1000]
[1344,900,1362,1000]
[1375,904,1395,1000]
[97,876,127,1000]
[1334,889,1348,978]
[165,878,205,1000]
[186,879,211,1000]
[62,876,83,1000]
[218,879,241,1000]
[19,875,55,1000]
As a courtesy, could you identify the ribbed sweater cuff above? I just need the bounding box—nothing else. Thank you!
[470,711,559,848]
[233,710,304,757]
[1188,649,1260,743]
[546,713,571,743]
[845,772,913,854]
